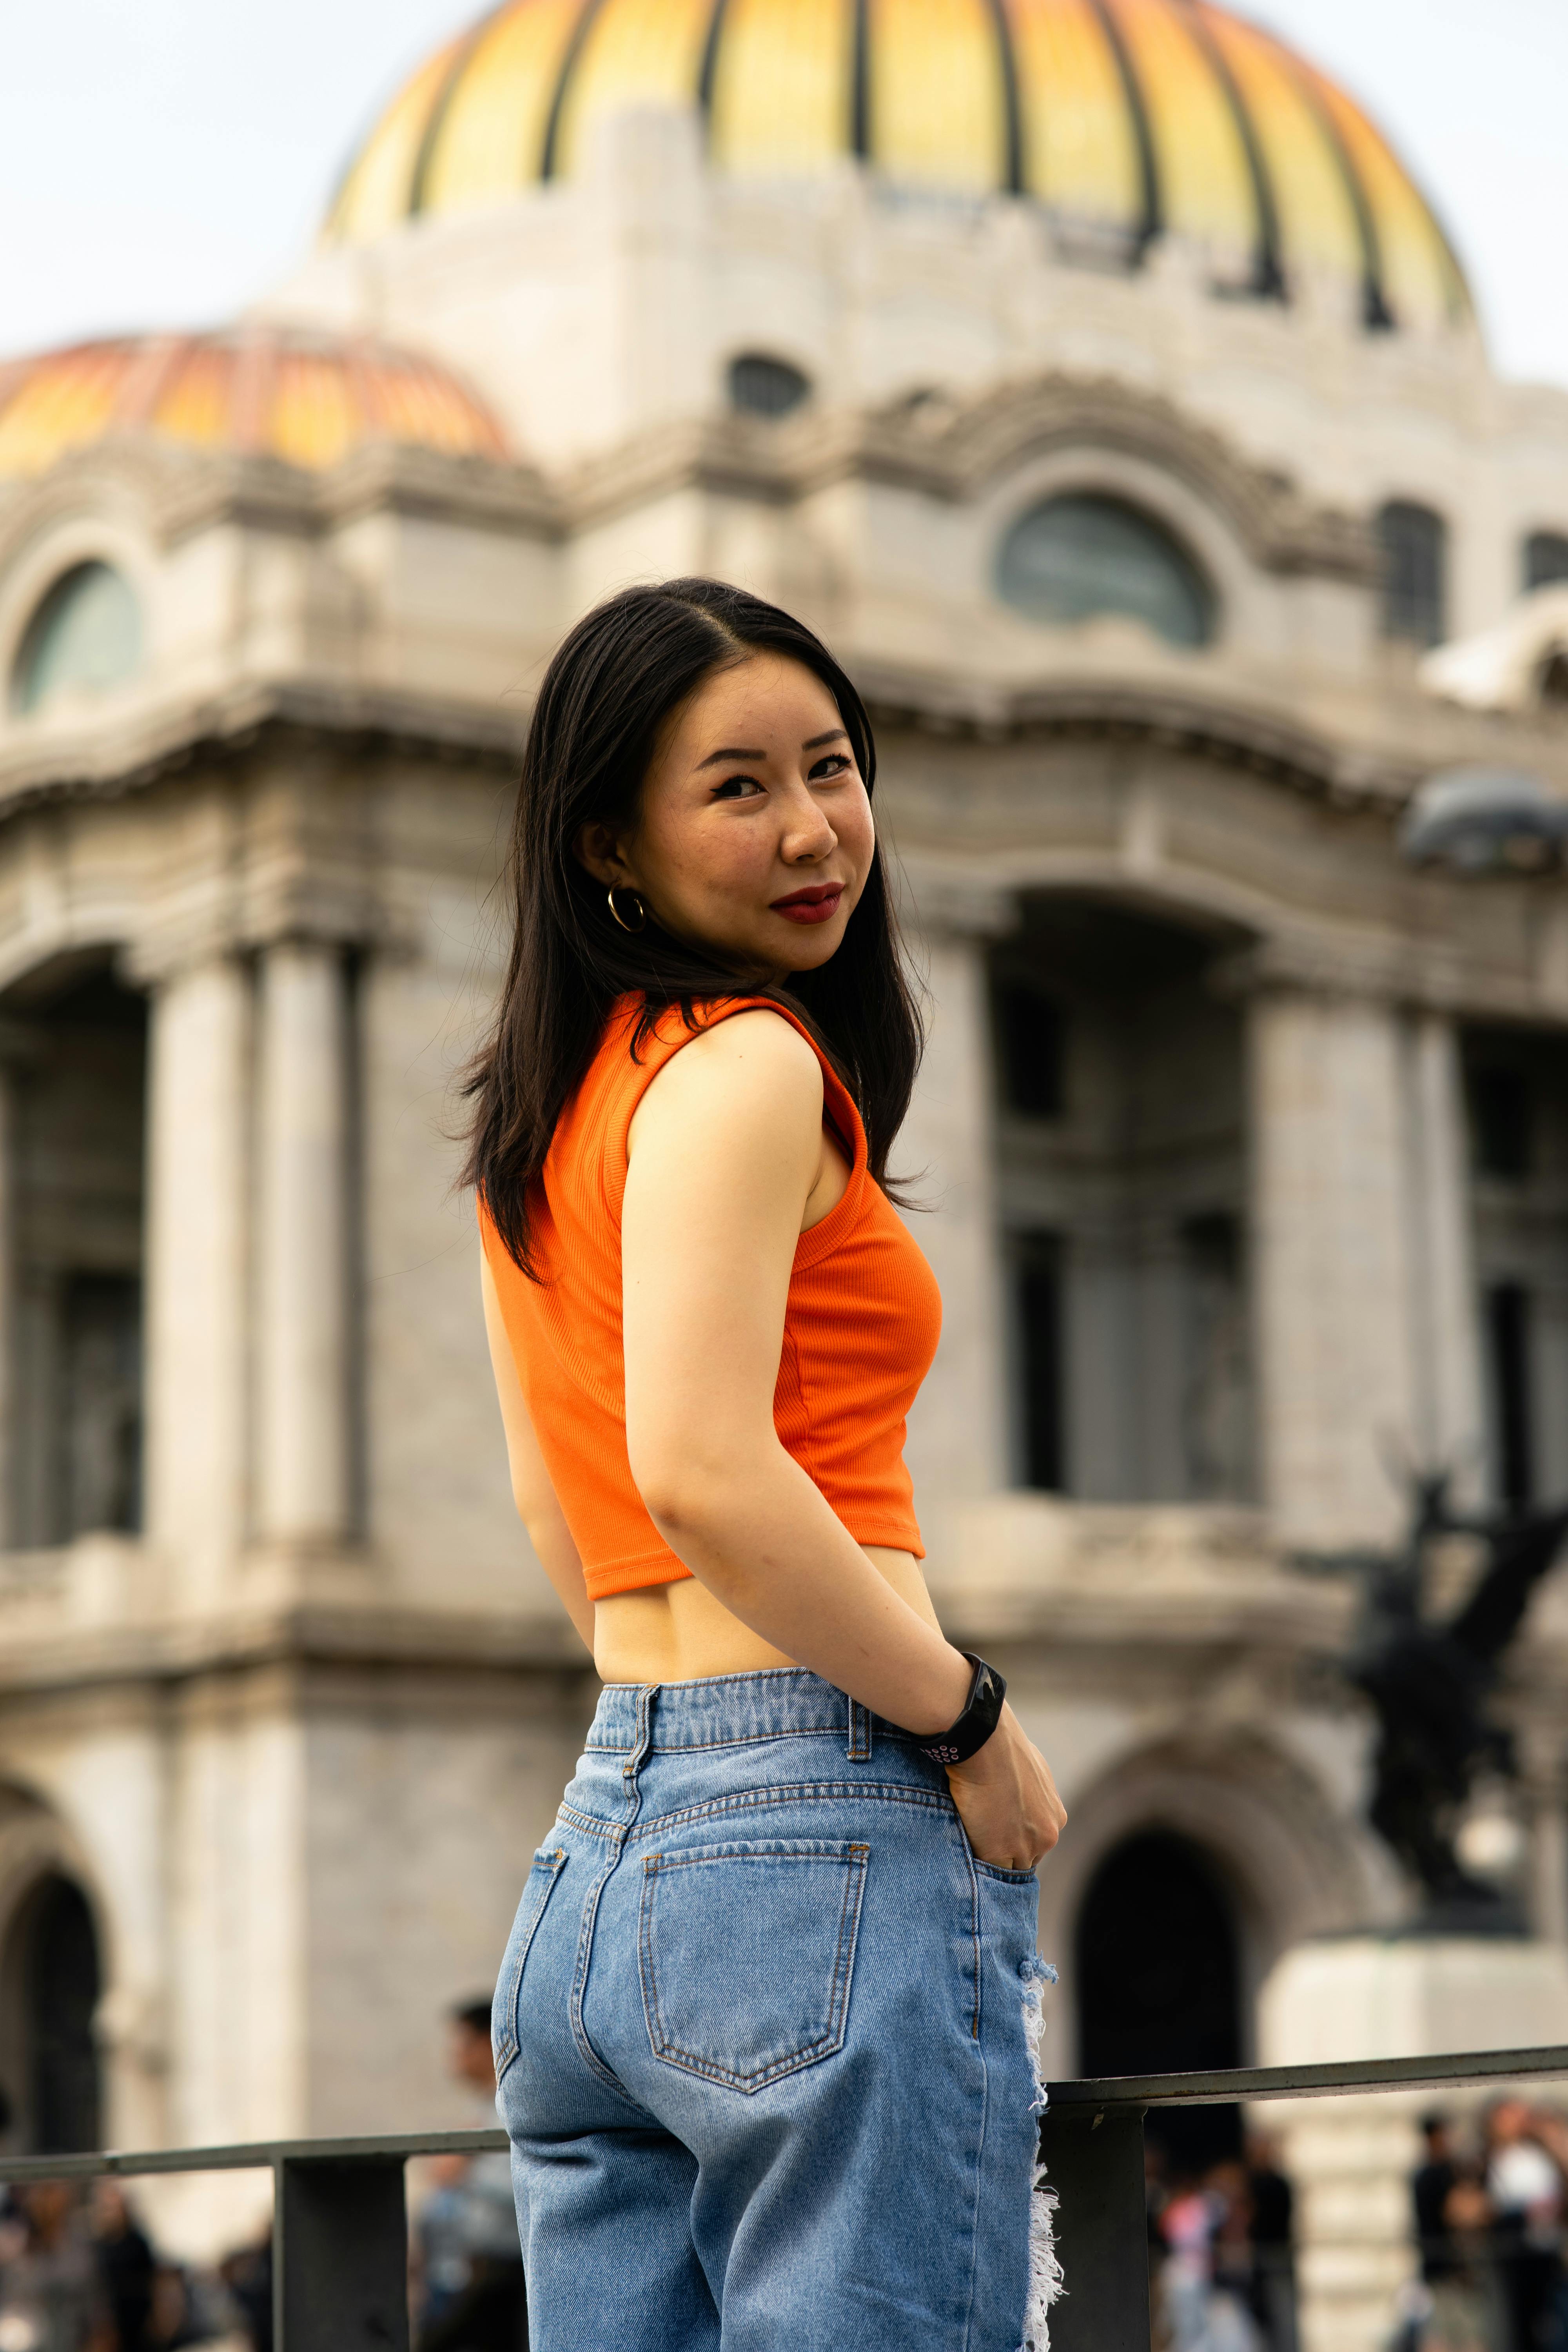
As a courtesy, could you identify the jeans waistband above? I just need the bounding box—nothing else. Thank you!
[583,1668,906,1760]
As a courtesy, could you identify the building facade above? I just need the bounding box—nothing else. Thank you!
[0,0,1566,2236]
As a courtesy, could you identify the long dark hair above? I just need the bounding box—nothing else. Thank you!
[463,577,923,1271]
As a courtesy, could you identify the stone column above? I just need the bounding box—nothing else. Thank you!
[255,939,352,1550]
[1248,986,1418,1548]
[143,957,252,1609]
[897,897,1010,1506]
[1401,1012,1483,1487]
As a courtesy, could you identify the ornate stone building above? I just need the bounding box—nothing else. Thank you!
[0,0,1565,2245]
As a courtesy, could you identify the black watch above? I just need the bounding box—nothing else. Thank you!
[906,1653,1006,1766]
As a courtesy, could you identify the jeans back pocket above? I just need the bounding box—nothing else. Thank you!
[493,1845,568,2082]
[638,1838,867,2093]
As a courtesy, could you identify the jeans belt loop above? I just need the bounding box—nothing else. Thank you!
[846,1697,873,1762]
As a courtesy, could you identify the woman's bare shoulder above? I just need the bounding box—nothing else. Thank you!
[632,1007,822,1149]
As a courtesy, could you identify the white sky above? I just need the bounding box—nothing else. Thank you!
[4,0,1565,387]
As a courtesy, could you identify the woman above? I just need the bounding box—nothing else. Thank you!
[467,577,1067,2352]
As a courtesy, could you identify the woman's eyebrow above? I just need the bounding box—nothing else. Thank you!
[694,726,848,771]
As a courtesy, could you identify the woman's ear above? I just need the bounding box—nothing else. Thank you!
[573,820,630,887]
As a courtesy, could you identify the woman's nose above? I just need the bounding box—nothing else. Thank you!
[781,797,836,862]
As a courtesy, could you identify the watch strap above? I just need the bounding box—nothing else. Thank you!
[908,1652,1006,1766]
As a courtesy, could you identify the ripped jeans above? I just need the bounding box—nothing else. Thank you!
[492,1669,1060,2352]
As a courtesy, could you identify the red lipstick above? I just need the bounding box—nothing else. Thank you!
[769,883,844,926]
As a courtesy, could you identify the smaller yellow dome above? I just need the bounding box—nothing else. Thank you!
[0,327,511,483]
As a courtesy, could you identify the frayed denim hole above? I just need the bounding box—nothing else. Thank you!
[1019,1954,1063,2352]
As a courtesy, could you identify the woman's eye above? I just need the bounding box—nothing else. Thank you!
[711,773,765,800]
[809,754,852,781]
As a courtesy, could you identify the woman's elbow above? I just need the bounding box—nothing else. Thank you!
[628,1406,780,1536]
[629,1447,749,1553]
[633,1472,717,1551]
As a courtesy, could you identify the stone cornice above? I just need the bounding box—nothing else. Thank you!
[0,675,526,824]
[4,653,1555,866]
[0,437,557,564]
[555,375,1379,584]
[0,373,1368,573]
[2,1548,1558,1703]
[0,661,1389,826]
[861,664,1418,804]
[0,1598,591,1700]
[163,440,559,547]
[1211,929,1568,1024]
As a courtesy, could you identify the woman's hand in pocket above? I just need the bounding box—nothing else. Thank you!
[946,1704,1067,1873]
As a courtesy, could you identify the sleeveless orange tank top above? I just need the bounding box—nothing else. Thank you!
[479,995,942,1601]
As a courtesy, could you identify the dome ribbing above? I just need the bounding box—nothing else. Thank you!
[322,0,1469,332]
[0,326,511,483]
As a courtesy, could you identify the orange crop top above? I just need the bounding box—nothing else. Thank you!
[479,994,942,1601]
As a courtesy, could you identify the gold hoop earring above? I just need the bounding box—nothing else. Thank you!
[607,886,647,934]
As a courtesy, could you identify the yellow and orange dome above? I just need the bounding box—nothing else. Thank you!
[324,0,1467,332]
[0,326,510,483]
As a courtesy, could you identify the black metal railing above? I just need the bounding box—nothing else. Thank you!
[2,2045,1565,2350]
[1047,2044,1568,2352]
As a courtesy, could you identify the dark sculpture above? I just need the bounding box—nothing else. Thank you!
[1306,1474,1568,1926]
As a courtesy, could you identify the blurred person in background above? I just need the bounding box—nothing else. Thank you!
[1146,2139,1175,2346]
[87,2184,154,2352]
[1160,2165,1262,2352]
[216,2232,271,2352]
[1539,2112,1568,2352]
[1415,2116,1464,2297]
[1244,2132,1296,2352]
[0,2182,114,2352]
[1485,2099,1564,2352]
[0,2092,18,2253]
[1407,2114,1495,2352]
[1207,2160,1259,2328]
[413,2000,526,2352]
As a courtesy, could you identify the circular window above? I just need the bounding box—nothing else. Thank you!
[728,354,811,419]
[997,494,1214,648]
[12,562,143,715]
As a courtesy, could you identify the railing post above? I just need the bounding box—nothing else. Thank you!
[274,2154,410,2351]
[1041,2105,1151,2352]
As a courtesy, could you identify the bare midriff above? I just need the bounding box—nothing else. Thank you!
[592,1543,943,1688]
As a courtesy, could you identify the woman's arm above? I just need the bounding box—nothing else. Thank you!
[621,1008,1065,1870]
[622,1011,969,1731]
[481,1250,596,1653]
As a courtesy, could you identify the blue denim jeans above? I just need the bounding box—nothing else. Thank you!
[492,1669,1060,2351]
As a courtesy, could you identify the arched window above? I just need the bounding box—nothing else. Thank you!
[1524,532,1568,594]
[4,1874,102,2151]
[997,494,1214,648]
[1377,501,1447,645]
[11,562,142,715]
[1076,1829,1241,2171]
[727,354,811,419]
